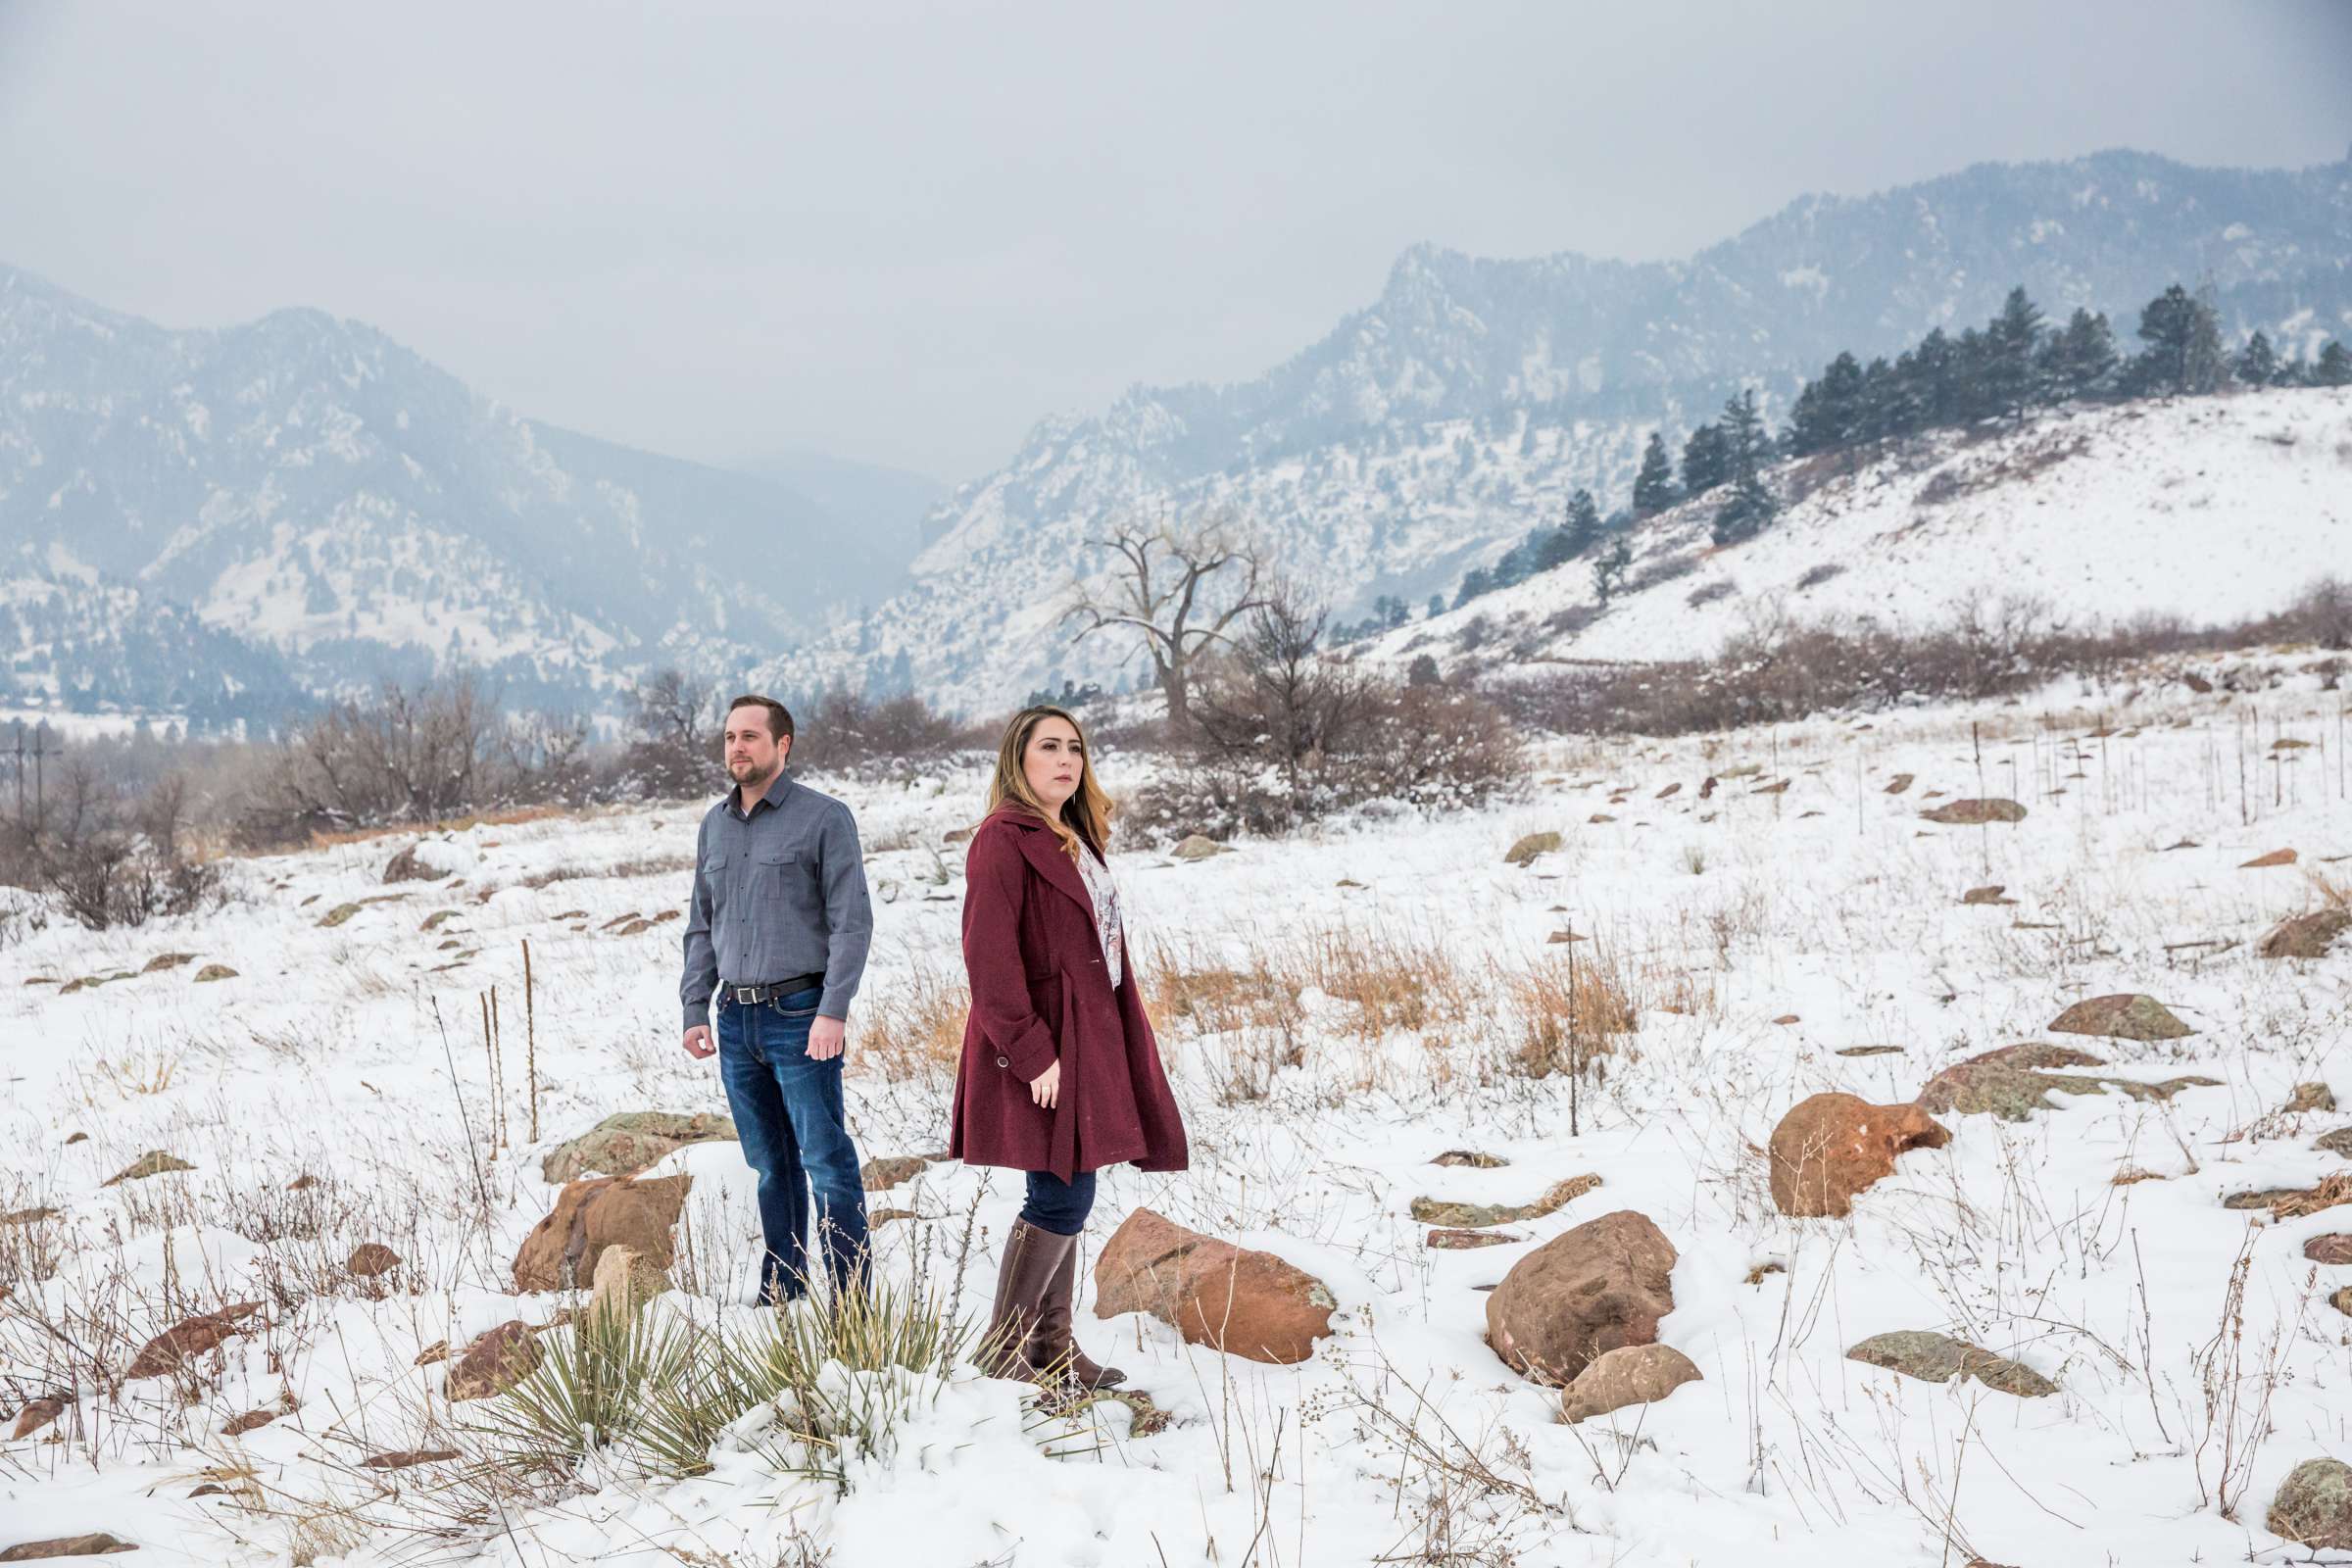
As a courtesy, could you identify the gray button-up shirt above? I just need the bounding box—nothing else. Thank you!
[680,770,873,1028]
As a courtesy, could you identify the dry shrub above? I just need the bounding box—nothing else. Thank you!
[1142,945,1301,1036]
[1504,945,1638,1079]
[1626,554,1697,594]
[858,964,970,1083]
[1494,575,2352,740]
[1305,927,1472,1041]
[1128,682,1520,842]
[2270,1172,2352,1220]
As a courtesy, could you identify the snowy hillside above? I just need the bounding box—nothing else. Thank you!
[0,267,919,721]
[1375,384,2352,677]
[5,658,2352,1564]
[773,148,2352,711]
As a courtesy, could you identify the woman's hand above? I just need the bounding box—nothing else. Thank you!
[1029,1058,1061,1109]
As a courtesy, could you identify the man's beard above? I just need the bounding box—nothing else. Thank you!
[729,758,775,787]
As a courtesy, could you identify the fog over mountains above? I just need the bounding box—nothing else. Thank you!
[0,267,925,725]
[5,147,2349,724]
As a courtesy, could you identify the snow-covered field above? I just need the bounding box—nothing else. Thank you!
[4,655,2351,1565]
[1375,385,2352,677]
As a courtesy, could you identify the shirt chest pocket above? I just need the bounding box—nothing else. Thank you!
[754,849,803,906]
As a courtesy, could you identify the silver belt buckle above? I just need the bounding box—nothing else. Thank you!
[731,984,758,1004]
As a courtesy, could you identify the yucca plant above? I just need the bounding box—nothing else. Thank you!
[462,1304,691,1473]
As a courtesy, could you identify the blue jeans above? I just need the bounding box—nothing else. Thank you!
[1022,1169,1096,1236]
[714,985,868,1299]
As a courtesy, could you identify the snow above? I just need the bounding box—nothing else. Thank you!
[1377,386,2352,675]
[4,664,2350,1563]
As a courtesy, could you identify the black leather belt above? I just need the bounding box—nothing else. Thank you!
[719,973,825,1006]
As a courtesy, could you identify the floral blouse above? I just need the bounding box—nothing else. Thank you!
[1075,844,1124,989]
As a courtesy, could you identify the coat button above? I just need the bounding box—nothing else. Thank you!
[996,1055,1009,1068]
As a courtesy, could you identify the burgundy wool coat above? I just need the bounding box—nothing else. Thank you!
[948,807,1190,1184]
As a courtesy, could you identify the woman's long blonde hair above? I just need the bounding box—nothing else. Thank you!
[985,705,1114,863]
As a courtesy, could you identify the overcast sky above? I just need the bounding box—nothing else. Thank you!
[3,2,2347,481]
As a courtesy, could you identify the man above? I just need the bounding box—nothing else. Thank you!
[681,694,874,1302]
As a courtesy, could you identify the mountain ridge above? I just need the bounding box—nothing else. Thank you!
[763,147,2352,714]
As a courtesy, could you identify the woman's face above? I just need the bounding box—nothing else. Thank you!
[1022,715,1086,811]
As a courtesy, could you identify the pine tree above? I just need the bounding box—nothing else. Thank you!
[1856,357,1897,442]
[1559,488,1603,558]
[2314,339,2352,388]
[1710,472,1777,547]
[1426,594,1446,618]
[1451,567,1493,610]
[1529,527,1571,575]
[1592,538,1632,605]
[2135,283,2205,394]
[2235,329,2278,388]
[1710,389,1779,546]
[1951,326,1993,422]
[2051,308,2119,400]
[1632,432,1677,517]
[1788,351,1867,455]
[1914,328,1959,427]
[1680,421,1730,498]
[1719,388,1771,480]
[1984,287,2046,420]
[2182,283,2228,394]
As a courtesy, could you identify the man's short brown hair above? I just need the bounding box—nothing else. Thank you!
[725,694,795,744]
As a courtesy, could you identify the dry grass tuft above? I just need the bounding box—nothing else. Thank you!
[858,963,971,1083]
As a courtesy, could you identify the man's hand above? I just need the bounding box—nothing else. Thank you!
[1029,1057,1060,1109]
[808,1014,846,1061]
[682,1024,714,1059]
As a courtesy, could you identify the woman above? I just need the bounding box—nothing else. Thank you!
[949,705,1189,1392]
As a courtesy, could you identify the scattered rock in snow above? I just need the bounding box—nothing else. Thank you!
[542,1112,735,1183]
[2240,847,2297,869]
[9,1396,67,1440]
[1960,885,2015,905]
[1410,1174,1601,1229]
[1921,798,2026,825]
[1768,1093,1950,1218]
[514,1173,693,1293]
[1486,1209,1676,1386]
[123,1302,263,1380]
[2286,1082,2337,1114]
[446,1321,540,1401]
[382,844,449,883]
[1427,1228,1523,1250]
[1502,831,1561,866]
[1094,1208,1335,1365]
[1431,1150,1508,1168]
[860,1154,933,1191]
[1558,1343,1702,1424]
[192,964,237,983]
[1916,1043,2216,1121]
[1846,1330,2055,1397]
[2261,909,2351,959]
[346,1243,399,1280]
[1169,835,1229,861]
[103,1152,194,1186]
[2269,1457,2352,1551]
[0,1534,137,1560]
[2048,993,2195,1041]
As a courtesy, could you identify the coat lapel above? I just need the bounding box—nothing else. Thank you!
[1010,817,1096,922]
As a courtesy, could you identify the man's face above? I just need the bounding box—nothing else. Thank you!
[724,706,788,788]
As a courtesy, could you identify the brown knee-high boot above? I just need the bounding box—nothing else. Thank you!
[1027,1233,1126,1391]
[975,1217,1064,1381]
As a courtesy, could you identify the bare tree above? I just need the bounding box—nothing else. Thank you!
[630,667,714,752]
[259,672,499,830]
[1065,515,1269,734]
[1195,585,1374,796]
